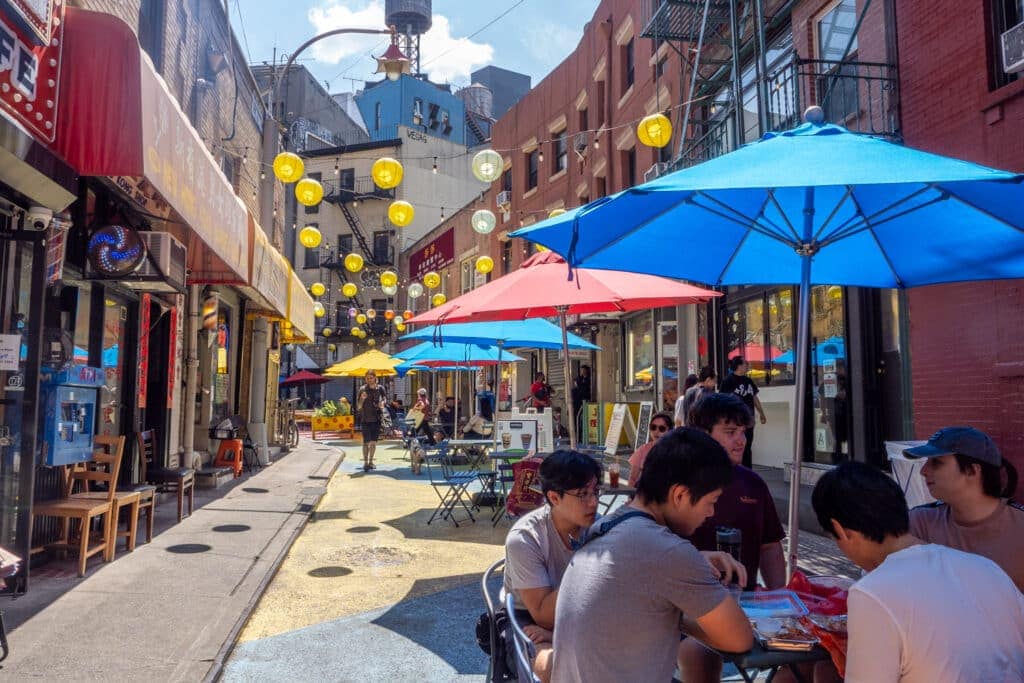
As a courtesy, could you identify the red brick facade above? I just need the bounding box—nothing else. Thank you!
[898,0,1024,473]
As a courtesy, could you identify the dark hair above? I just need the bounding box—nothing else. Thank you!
[540,450,602,499]
[650,411,674,430]
[683,374,699,392]
[535,372,546,381]
[953,454,1019,498]
[812,461,909,543]
[688,393,753,432]
[729,356,746,372]
[635,428,734,504]
[698,366,717,382]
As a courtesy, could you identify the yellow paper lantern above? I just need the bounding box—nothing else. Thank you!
[356,313,367,324]
[637,113,673,149]
[309,282,326,297]
[423,271,441,289]
[367,309,377,319]
[322,327,333,337]
[431,293,447,307]
[548,208,567,219]
[350,326,361,336]
[328,343,337,352]
[471,149,503,183]
[475,255,494,274]
[272,152,304,183]
[384,309,395,320]
[387,201,414,227]
[341,282,358,298]
[313,302,326,318]
[537,244,550,252]
[395,321,406,332]
[371,157,404,189]
[295,177,324,207]
[299,225,322,249]
[827,285,843,300]
[403,309,414,320]
[367,338,376,347]
[380,270,398,288]
[344,253,364,273]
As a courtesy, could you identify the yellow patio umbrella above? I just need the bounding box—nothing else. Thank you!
[323,349,401,377]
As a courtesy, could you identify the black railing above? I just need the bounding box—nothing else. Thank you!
[323,177,394,203]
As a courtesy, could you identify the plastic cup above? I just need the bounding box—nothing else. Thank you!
[608,463,620,488]
[501,433,512,449]
[520,433,533,450]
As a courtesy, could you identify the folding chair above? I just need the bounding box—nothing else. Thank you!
[480,558,516,682]
[505,594,542,683]
[423,444,479,526]
[491,462,517,526]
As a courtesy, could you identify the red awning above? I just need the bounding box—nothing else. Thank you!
[54,8,249,284]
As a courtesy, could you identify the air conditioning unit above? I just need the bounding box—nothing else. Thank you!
[1002,20,1024,73]
[573,131,588,152]
[124,232,187,293]
[644,162,669,183]
[496,190,512,210]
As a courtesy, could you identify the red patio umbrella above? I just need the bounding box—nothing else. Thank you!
[407,252,721,447]
[279,369,331,387]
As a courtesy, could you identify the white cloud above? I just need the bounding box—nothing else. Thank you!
[308,1,493,84]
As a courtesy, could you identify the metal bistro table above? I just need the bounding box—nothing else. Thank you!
[447,438,494,469]
[721,641,831,682]
[598,483,634,514]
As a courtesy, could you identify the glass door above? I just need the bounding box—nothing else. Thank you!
[657,322,679,412]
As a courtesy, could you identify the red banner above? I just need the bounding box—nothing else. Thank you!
[167,306,177,406]
[137,293,150,409]
[0,1,64,143]
[409,228,455,280]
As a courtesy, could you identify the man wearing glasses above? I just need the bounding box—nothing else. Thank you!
[503,450,602,682]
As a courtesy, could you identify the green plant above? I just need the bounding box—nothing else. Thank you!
[314,400,339,418]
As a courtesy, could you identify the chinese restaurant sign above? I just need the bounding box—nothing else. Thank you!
[409,228,454,280]
[0,0,63,142]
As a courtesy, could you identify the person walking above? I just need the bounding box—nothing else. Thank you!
[410,388,435,446]
[356,371,386,471]
[719,356,767,468]
[571,364,592,436]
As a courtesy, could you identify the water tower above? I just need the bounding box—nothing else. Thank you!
[385,0,432,77]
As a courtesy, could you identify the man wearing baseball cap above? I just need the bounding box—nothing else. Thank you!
[904,426,1023,590]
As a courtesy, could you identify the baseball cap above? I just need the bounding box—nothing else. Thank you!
[903,426,1002,466]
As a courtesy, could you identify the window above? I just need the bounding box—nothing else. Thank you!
[623,147,637,188]
[304,172,321,214]
[375,102,383,131]
[526,149,538,191]
[622,38,635,92]
[579,107,589,132]
[816,1,859,124]
[723,286,796,386]
[338,168,355,191]
[624,312,655,390]
[502,240,513,274]
[370,298,387,334]
[596,176,607,198]
[303,246,321,269]
[552,130,568,174]
[655,56,668,80]
[372,231,390,264]
[337,233,353,255]
[139,0,165,71]
[461,258,476,294]
[413,97,424,123]
[989,0,1024,90]
[221,155,239,191]
[502,168,513,193]
[335,301,345,327]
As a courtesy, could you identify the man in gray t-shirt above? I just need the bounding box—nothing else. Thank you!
[551,428,753,683]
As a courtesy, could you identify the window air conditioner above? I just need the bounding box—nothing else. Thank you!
[573,131,589,152]
[1002,20,1024,73]
[644,162,669,183]
[496,190,512,210]
[126,232,188,293]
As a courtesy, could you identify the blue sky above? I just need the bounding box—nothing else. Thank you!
[231,0,598,94]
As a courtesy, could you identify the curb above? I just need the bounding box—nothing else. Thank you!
[202,446,346,683]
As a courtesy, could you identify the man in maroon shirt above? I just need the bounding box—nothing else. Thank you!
[679,392,787,682]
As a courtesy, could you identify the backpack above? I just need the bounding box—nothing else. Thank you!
[475,607,517,681]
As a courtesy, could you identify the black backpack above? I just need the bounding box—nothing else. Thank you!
[475,607,517,681]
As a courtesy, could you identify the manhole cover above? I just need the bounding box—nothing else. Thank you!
[213,524,250,533]
[346,525,379,533]
[308,566,353,578]
[166,543,211,554]
[330,546,413,568]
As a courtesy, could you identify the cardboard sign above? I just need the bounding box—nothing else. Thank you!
[497,418,538,453]
[604,403,628,455]
[0,334,19,371]
[633,401,655,452]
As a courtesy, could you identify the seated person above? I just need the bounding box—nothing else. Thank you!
[679,393,786,683]
[436,396,456,439]
[477,381,496,422]
[904,426,1023,590]
[462,413,491,440]
[550,406,570,440]
[627,411,674,486]
[812,461,1024,682]
[551,429,752,683]
[504,450,602,683]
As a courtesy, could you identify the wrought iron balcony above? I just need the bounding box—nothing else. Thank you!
[322,177,394,204]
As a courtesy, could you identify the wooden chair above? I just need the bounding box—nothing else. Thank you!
[137,429,195,522]
[30,442,123,577]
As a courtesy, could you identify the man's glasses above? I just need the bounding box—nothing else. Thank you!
[562,488,600,502]
[650,423,669,433]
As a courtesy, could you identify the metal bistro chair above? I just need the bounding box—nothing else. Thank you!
[505,593,542,683]
[490,461,517,527]
[423,443,478,526]
[480,558,516,683]
[137,429,195,522]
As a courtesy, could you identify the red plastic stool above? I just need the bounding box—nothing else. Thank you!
[214,439,244,478]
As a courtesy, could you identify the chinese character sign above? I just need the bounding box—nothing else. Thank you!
[0,0,63,142]
[409,228,455,281]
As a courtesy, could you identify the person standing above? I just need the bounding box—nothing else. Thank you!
[673,373,699,427]
[356,371,385,471]
[529,372,554,412]
[411,388,435,446]
[476,380,496,422]
[677,366,717,427]
[719,356,767,468]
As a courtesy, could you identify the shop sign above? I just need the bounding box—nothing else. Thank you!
[0,0,63,143]
[0,333,18,371]
[409,228,454,280]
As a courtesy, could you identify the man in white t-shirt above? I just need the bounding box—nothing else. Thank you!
[811,461,1024,683]
[503,450,601,682]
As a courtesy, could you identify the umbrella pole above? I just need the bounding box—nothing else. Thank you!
[787,191,815,582]
[558,308,577,450]
[494,342,503,453]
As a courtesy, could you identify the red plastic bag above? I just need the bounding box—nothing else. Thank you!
[788,570,849,615]
[507,458,544,517]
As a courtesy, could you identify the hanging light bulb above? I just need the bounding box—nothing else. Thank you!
[295,177,324,206]
[407,283,424,299]
[344,253,364,273]
[313,302,326,318]
[471,149,503,182]
[342,282,358,298]
[472,209,496,234]
[827,285,843,300]
[356,313,367,324]
[538,149,544,163]
[637,113,673,149]
[423,272,441,289]
[371,157,404,189]
[350,326,361,336]
[333,158,340,175]
[382,284,398,296]
[367,338,376,347]
[299,226,322,248]
[272,152,303,183]
[309,282,326,297]
[475,255,494,274]
[432,157,438,174]
[431,293,447,307]
[387,201,414,227]
[328,343,337,352]
[260,170,266,180]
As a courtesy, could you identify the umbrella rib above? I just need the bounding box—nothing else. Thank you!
[766,190,804,244]
[935,183,1024,235]
[821,194,948,248]
[820,185,936,243]
[571,193,692,265]
[714,228,754,285]
[690,193,797,246]
[847,193,905,288]
[812,186,855,244]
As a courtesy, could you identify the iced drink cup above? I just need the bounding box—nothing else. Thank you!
[608,463,620,488]
[520,433,533,450]
[501,432,512,449]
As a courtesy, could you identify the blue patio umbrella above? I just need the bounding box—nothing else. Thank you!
[773,336,846,366]
[400,318,599,351]
[395,341,527,365]
[511,110,1024,574]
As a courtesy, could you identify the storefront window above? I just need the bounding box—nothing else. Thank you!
[624,312,655,390]
[100,297,127,436]
[724,286,794,385]
[213,308,231,421]
[810,285,850,464]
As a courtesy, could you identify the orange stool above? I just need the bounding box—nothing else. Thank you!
[214,439,244,478]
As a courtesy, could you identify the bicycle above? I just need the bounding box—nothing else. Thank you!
[278,398,300,449]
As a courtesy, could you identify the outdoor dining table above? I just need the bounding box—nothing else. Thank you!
[447,438,494,469]
[598,483,634,514]
[720,640,830,682]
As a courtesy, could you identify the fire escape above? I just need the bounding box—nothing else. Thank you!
[641,0,899,173]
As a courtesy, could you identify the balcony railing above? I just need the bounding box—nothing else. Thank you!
[322,176,394,203]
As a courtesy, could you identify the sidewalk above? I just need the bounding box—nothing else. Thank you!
[0,440,343,681]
